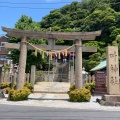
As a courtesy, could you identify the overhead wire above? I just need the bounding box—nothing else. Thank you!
[0,1,119,5]
[0,1,76,35]
[0,2,119,9]
[0,1,72,4]
[0,1,119,10]
[0,1,73,9]
[0,6,57,10]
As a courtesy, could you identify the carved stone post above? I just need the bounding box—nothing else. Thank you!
[75,39,82,89]
[0,67,2,87]
[16,36,27,90]
[106,46,120,94]
[48,39,55,50]
[30,65,36,86]
[70,66,74,85]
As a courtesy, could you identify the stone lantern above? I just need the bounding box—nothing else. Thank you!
[82,67,88,87]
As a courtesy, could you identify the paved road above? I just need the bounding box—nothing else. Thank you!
[0,104,120,120]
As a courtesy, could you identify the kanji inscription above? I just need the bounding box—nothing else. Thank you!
[106,46,120,95]
[110,64,118,73]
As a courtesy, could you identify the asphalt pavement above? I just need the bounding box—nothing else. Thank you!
[0,104,120,120]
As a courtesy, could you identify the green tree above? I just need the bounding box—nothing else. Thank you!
[8,15,47,73]
[7,0,120,72]
[39,0,120,71]
[112,35,120,60]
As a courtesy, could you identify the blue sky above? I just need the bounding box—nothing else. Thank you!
[0,0,81,35]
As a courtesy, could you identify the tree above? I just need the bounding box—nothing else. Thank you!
[8,15,47,73]
[112,35,120,60]
[7,0,120,72]
[83,41,106,71]
[39,0,120,71]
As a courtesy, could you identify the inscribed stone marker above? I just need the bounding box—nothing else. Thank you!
[106,46,120,95]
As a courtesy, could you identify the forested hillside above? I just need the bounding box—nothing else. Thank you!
[8,0,120,72]
[40,0,120,71]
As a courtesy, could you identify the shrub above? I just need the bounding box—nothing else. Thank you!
[68,88,91,102]
[8,88,31,101]
[69,84,75,91]
[4,87,11,94]
[0,82,11,89]
[0,82,16,94]
[12,83,16,89]
[24,82,34,92]
[85,81,95,93]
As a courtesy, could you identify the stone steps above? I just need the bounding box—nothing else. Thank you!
[94,87,107,95]
[33,82,70,94]
[93,91,107,95]
[53,62,69,82]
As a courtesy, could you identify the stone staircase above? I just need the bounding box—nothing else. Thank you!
[34,82,70,93]
[53,62,69,82]
[93,88,107,95]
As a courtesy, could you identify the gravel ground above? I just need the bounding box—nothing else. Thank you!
[0,93,120,111]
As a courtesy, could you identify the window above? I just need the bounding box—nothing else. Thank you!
[0,56,6,60]
[1,42,7,47]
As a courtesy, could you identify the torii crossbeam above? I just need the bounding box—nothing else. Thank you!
[2,27,101,90]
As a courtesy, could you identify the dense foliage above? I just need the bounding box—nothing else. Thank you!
[68,82,96,102]
[85,81,95,93]
[24,82,34,92]
[0,82,33,101]
[40,0,120,71]
[0,82,11,89]
[68,87,91,102]
[7,0,120,71]
[8,88,31,101]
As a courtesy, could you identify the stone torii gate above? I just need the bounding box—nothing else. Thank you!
[2,27,101,90]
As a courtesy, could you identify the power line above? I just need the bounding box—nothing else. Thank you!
[0,1,119,10]
[0,6,57,10]
[0,1,73,4]
[0,1,119,5]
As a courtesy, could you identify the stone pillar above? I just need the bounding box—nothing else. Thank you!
[30,65,36,86]
[26,73,30,83]
[106,46,120,95]
[75,39,82,89]
[47,39,55,81]
[16,36,27,90]
[48,39,55,50]
[0,67,2,87]
[10,73,14,88]
[70,66,74,85]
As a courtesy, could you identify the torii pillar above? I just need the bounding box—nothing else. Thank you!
[16,36,27,90]
[75,39,82,89]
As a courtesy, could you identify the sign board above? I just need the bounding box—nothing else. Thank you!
[95,71,106,88]
[94,71,107,94]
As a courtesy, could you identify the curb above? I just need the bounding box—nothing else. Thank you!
[33,91,68,94]
[96,98,120,107]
